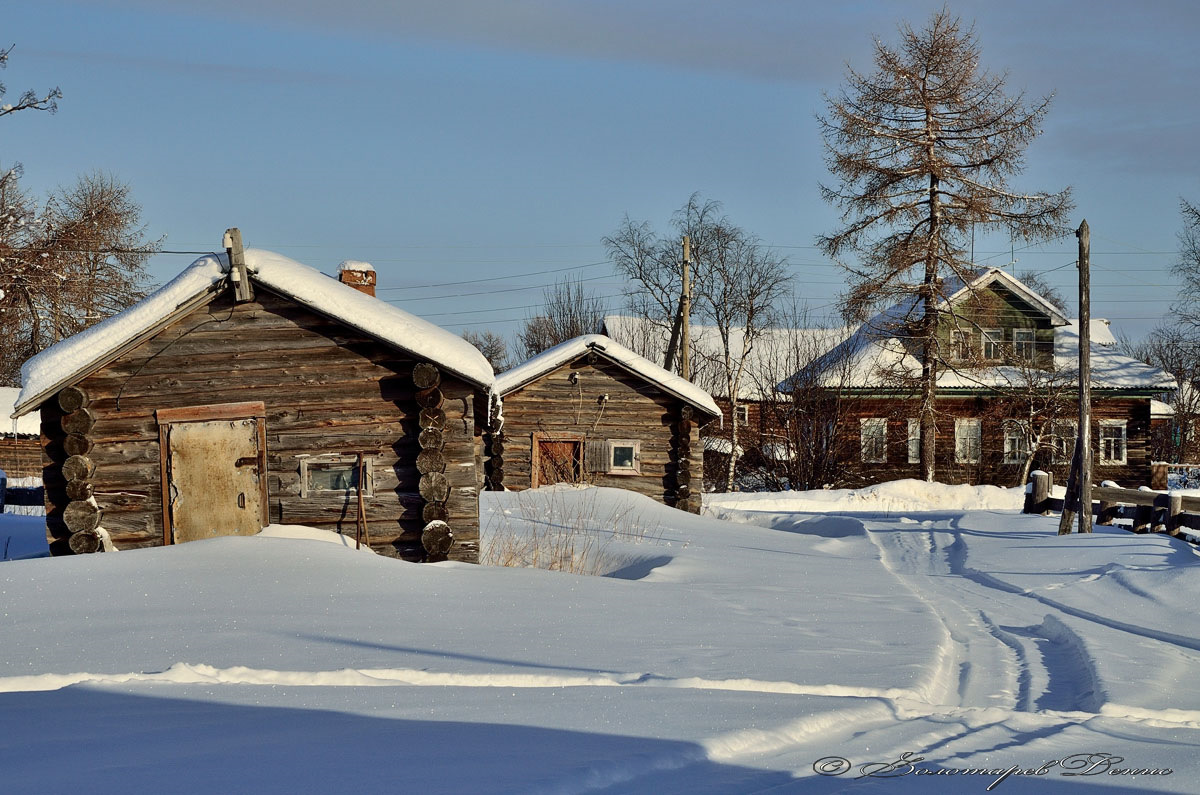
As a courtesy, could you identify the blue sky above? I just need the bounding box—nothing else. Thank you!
[5,0,1197,343]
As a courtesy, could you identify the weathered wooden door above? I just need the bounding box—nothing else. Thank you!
[536,439,581,486]
[158,403,268,544]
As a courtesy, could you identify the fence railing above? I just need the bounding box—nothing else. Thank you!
[1023,470,1200,538]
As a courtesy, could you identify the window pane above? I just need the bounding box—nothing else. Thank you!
[861,418,886,463]
[955,418,981,464]
[309,464,359,491]
[983,329,1002,359]
[611,445,635,469]
[907,419,920,464]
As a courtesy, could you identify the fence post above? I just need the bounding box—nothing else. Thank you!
[1151,462,1168,490]
[1097,480,1118,525]
[1132,486,1153,533]
[1024,471,1052,515]
[1166,492,1183,536]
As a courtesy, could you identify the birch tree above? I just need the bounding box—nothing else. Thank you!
[605,195,791,491]
[818,10,1072,481]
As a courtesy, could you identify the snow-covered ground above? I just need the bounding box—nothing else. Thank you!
[1,482,1197,792]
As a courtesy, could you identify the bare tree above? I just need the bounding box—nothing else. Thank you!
[462,329,511,373]
[515,277,606,361]
[0,171,158,383]
[1172,199,1200,331]
[0,44,61,119]
[818,10,1072,482]
[605,194,791,491]
[1120,325,1200,463]
[1016,270,1068,313]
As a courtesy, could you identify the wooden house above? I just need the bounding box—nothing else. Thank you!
[0,387,42,480]
[489,335,720,511]
[799,268,1175,487]
[10,241,493,561]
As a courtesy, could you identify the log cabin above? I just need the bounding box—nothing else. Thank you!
[9,240,494,561]
[489,334,720,511]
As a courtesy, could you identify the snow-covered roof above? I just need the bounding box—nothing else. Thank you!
[337,260,374,273]
[1151,399,1174,419]
[1,387,40,436]
[794,318,1174,392]
[13,249,493,417]
[496,334,720,418]
[602,315,853,401]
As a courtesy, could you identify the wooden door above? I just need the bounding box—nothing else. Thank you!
[536,439,581,486]
[158,403,268,544]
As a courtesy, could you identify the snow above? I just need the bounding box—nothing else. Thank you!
[336,259,375,273]
[13,249,493,418]
[496,334,721,418]
[2,482,1198,790]
[0,387,39,435]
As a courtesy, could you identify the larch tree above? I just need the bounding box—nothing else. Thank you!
[514,277,607,361]
[1171,199,1200,329]
[818,10,1072,481]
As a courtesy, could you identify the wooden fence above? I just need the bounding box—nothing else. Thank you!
[1023,470,1200,539]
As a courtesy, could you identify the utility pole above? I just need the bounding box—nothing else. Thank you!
[224,227,253,303]
[680,235,691,381]
[1076,220,1092,534]
[663,235,692,378]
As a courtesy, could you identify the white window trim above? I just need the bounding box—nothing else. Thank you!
[950,329,971,361]
[1098,420,1128,465]
[861,417,886,464]
[907,418,920,464]
[954,418,982,464]
[607,439,641,474]
[1012,328,1036,360]
[1052,420,1077,463]
[1002,421,1028,465]
[299,455,374,498]
[982,328,1003,360]
[735,404,750,425]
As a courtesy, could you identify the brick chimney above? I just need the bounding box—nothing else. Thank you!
[337,260,376,297]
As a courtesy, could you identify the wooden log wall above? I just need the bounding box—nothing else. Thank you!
[496,355,707,511]
[40,290,480,562]
[835,395,1153,489]
[0,436,44,478]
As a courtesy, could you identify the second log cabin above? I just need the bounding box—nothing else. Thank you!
[489,335,720,511]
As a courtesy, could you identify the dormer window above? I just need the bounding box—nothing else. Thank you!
[950,330,972,361]
[982,329,1003,360]
[1012,329,1035,360]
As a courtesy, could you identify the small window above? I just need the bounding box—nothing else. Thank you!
[610,440,640,473]
[735,404,750,425]
[861,418,886,463]
[982,329,1003,360]
[1003,421,1028,464]
[907,418,921,464]
[950,329,972,361]
[954,418,981,464]
[1099,420,1127,465]
[300,456,373,497]
[1012,329,1035,360]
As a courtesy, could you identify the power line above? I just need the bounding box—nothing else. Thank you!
[376,260,613,291]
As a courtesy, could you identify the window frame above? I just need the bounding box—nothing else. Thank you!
[950,329,972,361]
[1052,420,1077,464]
[299,455,374,498]
[1002,421,1028,465]
[954,418,982,464]
[1098,420,1127,465]
[735,403,750,425]
[907,418,921,464]
[1012,328,1036,360]
[982,328,1004,360]
[860,417,887,464]
[608,439,641,474]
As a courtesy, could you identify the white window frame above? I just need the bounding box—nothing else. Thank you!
[607,439,641,474]
[950,329,971,361]
[982,328,1003,360]
[735,404,750,425]
[1052,420,1077,463]
[860,418,887,464]
[299,455,374,498]
[954,418,982,464]
[1098,420,1127,465]
[1012,328,1036,360]
[1002,421,1028,465]
[907,418,921,464]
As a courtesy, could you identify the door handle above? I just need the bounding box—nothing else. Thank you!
[237,492,246,509]
[234,456,257,468]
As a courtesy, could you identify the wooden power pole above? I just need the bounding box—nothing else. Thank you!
[679,236,691,381]
[663,235,693,379]
[1076,219,1092,534]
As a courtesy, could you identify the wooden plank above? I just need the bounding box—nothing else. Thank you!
[155,401,266,424]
